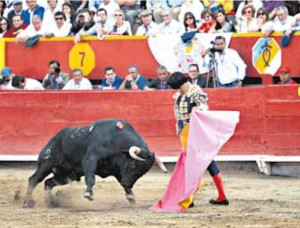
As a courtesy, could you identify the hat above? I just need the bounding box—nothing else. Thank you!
[278,66,291,73]
[12,0,22,5]
[139,9,151,17]
[24,34,42,48]
[281,30,295,47]
[1,67,12,78]
[167,72,188,89]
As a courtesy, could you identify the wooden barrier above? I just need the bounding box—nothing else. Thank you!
[2,33,300,81]
[0,85,299,161]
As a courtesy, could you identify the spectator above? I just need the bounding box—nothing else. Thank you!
[119,65,148,90]
[0,0,6,17]
[159,8,182,35]
[284,1,300,16]
[256,7,274,33]
[202,36,247,88]
[46,11,71,37]
[23,0,45,25]
[16,14,45,42]
[99,0,120,22]
[93,8,114,37]
[89,0,103,13]
[72,9,95,41]
[42,0,60,31]
[3,14,28,37]
[197,9,216,33]
[271,6,296,33]
[107,9,132,35]
[65,0,88,13]
[182,12,198,32]
[209,9,234,33]
[99,66,123,90]
[0,66,15,89]
[63,68,92,90]
[277,66,297,85]
[117,0,140,30]
[0,16,9,37]
[6,0,25,27]
[187,63,211,88]
[42,60,69,90]
[144,65,172,90]
[148,0,183,24]
[178,0,204,24]
[203,0,234,14]
[62,2,76,24]
[135,9,159,36]
[12,75,44,90]
[237,4,259,32]
[236,0,263,20]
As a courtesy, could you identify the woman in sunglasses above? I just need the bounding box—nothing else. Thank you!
[183,12,198,32]
[197,9,215,33]
[256,7,273,34]
[0,16,9,38]
[237,4,259,32]
[107,9,132,35]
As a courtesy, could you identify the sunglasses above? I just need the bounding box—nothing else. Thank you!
[55,17,63,21]
[114,14,123,17]
[202,14,211,19]
[243,10,252,14]
[161,14,169,18]
[185,16,193,20]
[257,12,266,16]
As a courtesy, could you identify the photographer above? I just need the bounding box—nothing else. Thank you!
[202,36,247,88]
[42,60,69,90]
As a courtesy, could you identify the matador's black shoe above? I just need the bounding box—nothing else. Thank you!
[189,201,195,208]
[209,199,229,206]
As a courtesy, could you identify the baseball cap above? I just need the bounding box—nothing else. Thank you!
[278,66,291,73]
[1,67,12,78]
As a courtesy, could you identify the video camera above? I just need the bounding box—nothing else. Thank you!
[209,41,222,53]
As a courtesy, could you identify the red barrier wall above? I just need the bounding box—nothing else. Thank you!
[3,33,300,80]
[0,86,299,158]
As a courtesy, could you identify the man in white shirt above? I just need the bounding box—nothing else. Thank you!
[159,8,182,35]
[63,68,93,90]
[202,36,247,88]
[272,6,296,33]
[11,75,44,90]
[136,9,159,36]
[49,11,71,37]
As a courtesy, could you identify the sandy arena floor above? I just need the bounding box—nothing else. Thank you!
[0,163,299,228]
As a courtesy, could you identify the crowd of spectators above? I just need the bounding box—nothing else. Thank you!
[0,0,300,39]
[0,1,299,89]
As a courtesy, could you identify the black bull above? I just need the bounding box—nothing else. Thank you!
[23,119,167,208]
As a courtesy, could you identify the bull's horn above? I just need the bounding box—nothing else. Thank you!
[155,156,168,173]
[129,146,146,162]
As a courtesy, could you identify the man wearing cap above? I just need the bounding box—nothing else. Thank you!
[135,9,159,36]
[164,72,229,209]
[7,0,25,27]
[277,66,297,85]
[0,66,16,89]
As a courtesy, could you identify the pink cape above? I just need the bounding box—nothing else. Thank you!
[150,109,240,213]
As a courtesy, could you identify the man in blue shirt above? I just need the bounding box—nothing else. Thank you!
[119,65,148,90]
[100,66,123,90]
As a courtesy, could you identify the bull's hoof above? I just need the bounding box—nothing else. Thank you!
[126,194,136,205]
[84,192,94,201]
[14,190,21,200]
[23,199,35,208]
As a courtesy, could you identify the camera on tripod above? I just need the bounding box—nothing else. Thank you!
[209,41,222,53]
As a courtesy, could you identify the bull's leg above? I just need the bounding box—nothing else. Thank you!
[23,161,54,208]
[44,175,72,207]
[124,188,135,205]
[83,155,98,201]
